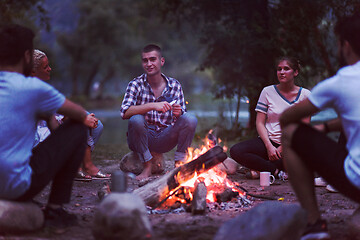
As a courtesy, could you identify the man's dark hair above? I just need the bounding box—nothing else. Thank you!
[335,13,360,57]
[0,24,35,66]
[142,44,162,57]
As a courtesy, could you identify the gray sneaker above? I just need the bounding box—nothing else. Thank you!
[277,171,288,181]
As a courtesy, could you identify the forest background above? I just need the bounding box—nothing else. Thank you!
[2,0,360,141]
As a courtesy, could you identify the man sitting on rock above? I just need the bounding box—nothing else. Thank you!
[280,13,360,240]
[0,24,98,231]
[120,44,197,180]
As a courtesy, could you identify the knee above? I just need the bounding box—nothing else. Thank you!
[230,143,245,161]
[128,115,146,130]
[96,120,104,133]
[68,120,87,140]
[179,113,197,130]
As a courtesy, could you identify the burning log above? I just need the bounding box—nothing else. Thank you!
[133,146,227,208]
[215,188,239,203]
[191,181,207,215]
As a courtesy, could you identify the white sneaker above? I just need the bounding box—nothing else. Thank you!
[314,177,327,187]
[326,184,338,193]
[278,171,288,181]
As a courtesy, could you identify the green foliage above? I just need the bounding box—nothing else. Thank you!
[0,0,49,29]
[154,0,360,131]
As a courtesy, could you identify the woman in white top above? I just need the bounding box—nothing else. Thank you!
[32,49,110,181]
[230,57,311,179]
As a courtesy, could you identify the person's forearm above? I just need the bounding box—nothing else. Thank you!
[257,123,273,148]
[57,99,87,123]
[280,99,318,128]
[323,118,342,133]
[47,115,60,132]
[123,103,155,119]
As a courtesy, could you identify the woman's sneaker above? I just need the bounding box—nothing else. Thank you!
[314,177,327,187]
[277,171,288,181]
[326,184,338,193]
[301,219,331,240]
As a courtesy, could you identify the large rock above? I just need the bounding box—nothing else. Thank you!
[214,201,307,240]
[216,158,239,175]
[0,200,44,233]
[120,152,165,175]
[92,193,152,240]
[348,207,360,240]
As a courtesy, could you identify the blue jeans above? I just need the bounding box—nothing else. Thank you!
[88,120,103,151]
[127,113,197,163]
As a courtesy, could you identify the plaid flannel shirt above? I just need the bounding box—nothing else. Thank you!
[120,73,186,130]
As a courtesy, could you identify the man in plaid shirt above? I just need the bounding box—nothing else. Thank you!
[120,44,197,180]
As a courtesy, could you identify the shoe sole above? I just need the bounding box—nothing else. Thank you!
[300,232,331,240]
[74,178,92,182]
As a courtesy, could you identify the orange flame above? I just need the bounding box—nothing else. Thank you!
[162,130,244,206]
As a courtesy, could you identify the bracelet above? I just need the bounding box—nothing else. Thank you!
[323,122,330,133]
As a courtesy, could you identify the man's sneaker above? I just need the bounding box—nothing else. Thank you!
[301,219,331,240]
[277,171,288,181]
[43,206,78,233]
[326,184,338,193]
[314,177,327,187]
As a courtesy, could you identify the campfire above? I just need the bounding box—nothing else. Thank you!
[133,131,252,213]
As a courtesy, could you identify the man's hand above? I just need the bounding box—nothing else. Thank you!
[84,113,98,128]
[153,101,172,113]
[172,103,182,118]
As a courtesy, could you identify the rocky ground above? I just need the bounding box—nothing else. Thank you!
[1,145,359,240]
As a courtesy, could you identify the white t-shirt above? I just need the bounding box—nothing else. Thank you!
[256,85,311,144]
[308,61,360,189]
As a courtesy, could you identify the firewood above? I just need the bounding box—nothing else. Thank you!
[133,146,227,208]
[215,188,239,203]
[191,182,207,215]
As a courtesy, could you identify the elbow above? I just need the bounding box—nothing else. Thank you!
[121,113,129,120]
[120,109,129,120]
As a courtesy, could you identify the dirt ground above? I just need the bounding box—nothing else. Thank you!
[1,150,359,240]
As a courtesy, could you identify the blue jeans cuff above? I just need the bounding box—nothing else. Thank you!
[139,149,153,163]
[174,151,187,163]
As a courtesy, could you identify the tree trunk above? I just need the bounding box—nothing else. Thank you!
[232,86,243,130]
[83,61,101,98]
[70,48,83,97]
[312,25,335,76]
[71,61,79,97]
[96,66,115,99]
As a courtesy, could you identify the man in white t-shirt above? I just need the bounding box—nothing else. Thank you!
[280,14,360,240]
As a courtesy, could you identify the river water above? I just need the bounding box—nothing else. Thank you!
[91,108,337,145]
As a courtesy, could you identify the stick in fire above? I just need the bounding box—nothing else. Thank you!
[133,146,227,208]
